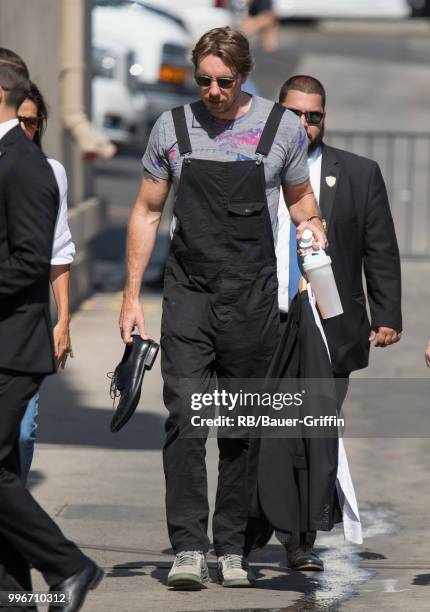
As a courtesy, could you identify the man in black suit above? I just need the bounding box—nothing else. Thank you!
[0,51,102,611]
[275,75,402,570]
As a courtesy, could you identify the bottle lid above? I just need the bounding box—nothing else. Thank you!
[299,228,313,249]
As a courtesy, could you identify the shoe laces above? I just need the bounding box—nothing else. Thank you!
[107,370,121,406]
[175,551,202,567]
[222,554,247,570]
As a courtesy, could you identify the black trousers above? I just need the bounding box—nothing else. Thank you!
[0,369,86,591]
[276,529,316,551]
[161,261,279,555]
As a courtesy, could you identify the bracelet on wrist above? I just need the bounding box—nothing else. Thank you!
[307,215,327,232]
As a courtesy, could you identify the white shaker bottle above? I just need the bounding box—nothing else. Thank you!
[299,229,343,319]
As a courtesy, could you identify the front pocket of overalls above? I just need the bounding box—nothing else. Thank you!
[227,200,266,240]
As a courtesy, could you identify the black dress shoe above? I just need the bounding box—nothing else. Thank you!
[49,559,103,612]
[109,335,159,432]
[287,546,324,571]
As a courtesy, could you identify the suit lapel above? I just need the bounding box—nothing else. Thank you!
[319,145,340,229]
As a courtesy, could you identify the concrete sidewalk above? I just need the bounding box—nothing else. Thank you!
[29,261,430,611]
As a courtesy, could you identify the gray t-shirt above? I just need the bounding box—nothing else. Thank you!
[142,95,309,237]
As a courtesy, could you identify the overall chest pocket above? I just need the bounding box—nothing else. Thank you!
[227,200,267,241]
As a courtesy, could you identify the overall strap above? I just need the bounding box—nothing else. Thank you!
[171,106,192,156]
[255,103,286,157]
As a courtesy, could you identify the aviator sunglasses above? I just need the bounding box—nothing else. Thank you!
[194,74,237,89]
[18,115,43,131]
[287,108,324,125]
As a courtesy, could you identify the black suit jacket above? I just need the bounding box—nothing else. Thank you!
[319,143,402,374]
[0,125,59,374]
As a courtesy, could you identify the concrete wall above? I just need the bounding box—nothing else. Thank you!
[0,0,63,160]
[0,0,105,311]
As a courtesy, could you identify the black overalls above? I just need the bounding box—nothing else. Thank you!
[161,103,285,555]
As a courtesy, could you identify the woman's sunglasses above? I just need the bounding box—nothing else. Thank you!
[194,74,237,89]
[286,108,324,125]
[18,115,43,130]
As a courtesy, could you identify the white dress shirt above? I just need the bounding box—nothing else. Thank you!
[0,117,75,265]
[276,146,322,312]
[0,117,19,140]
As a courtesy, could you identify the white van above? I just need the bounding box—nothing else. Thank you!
[92,36,148,143]
[93,1,195,130]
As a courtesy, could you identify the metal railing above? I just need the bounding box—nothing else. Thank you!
[326,131,430,258]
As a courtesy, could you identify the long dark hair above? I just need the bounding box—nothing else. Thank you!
[25,81,48,148]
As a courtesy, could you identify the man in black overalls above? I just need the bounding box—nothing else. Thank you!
[120,27,327,589]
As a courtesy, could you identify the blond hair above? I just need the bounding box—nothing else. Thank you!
[192,27,254,78]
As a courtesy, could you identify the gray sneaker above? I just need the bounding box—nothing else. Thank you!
[217,554,256,587]
[167,551,209,589]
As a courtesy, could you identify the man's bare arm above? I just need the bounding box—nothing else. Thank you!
[282,179,327,249]
[120,171,170,343]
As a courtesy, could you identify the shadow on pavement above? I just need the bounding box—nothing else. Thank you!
[38,377,165,450]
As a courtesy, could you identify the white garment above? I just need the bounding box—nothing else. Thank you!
[276,191,290,312]
[306,284,362,545]
[276,146,322,312]
[48,159,75,264]
[0,117,19,140]
[308,145,322,203]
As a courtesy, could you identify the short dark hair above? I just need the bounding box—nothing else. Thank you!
[192,27,254,78]
[279,75,326,108]
[0,48,30,110]
[0,48,29,77]
[23,81,49,149]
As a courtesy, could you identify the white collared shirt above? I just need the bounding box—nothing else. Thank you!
[0,118,75,264]
[277,146,322,312]
[0,117,19,140]
[308,145,322,203]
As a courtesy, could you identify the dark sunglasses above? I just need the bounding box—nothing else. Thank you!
[18,115,43,130]
[194,74,237,89]
[287,108,324,125]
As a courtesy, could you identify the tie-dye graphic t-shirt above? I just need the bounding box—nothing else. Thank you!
[142,95,308,237]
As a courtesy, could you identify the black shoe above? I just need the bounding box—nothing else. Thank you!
[108,335,159,432]
[49,559,104,612]
[287,546,324,571]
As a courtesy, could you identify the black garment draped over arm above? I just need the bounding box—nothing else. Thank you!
[245,292,341,552]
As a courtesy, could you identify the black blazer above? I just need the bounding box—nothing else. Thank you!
[319,144,402,374]
[0,125,59,374]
